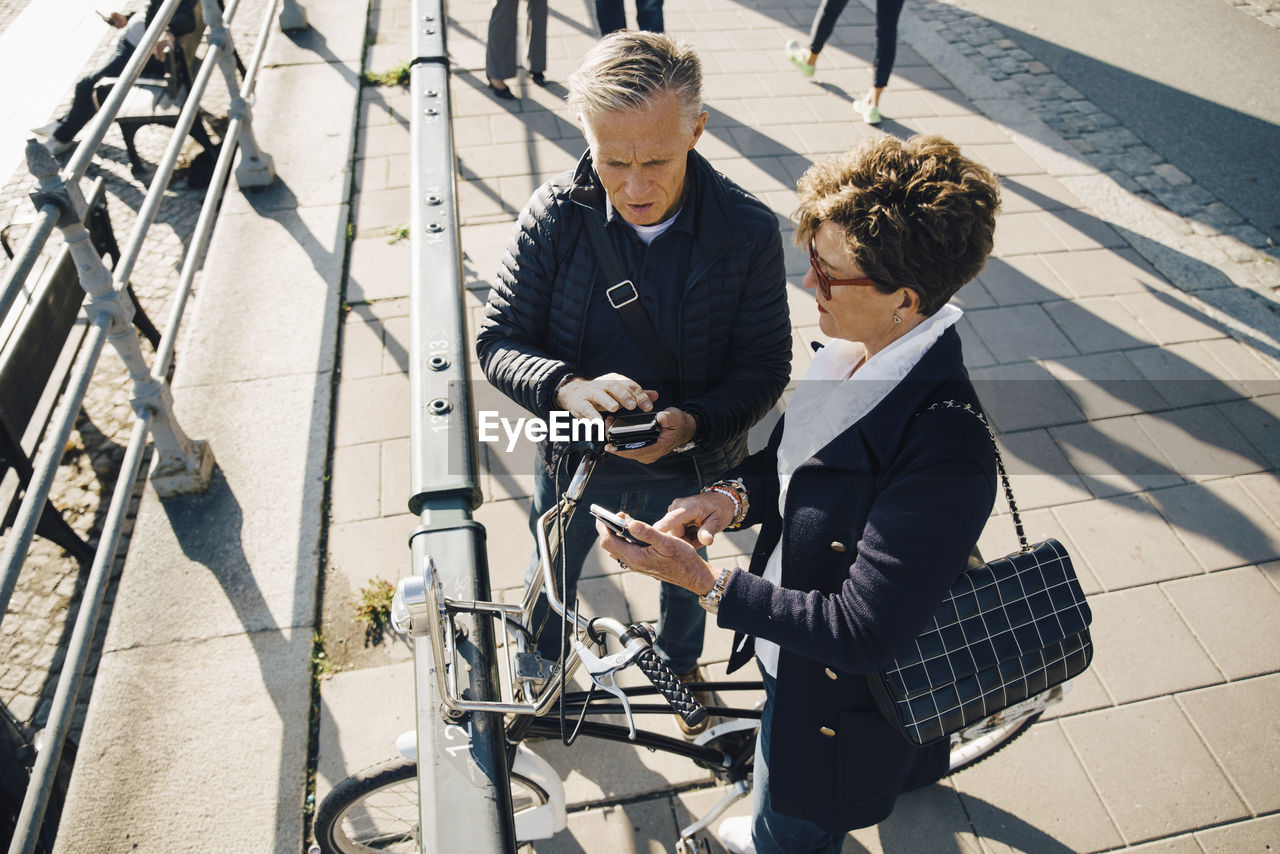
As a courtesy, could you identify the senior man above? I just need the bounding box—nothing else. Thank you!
[476,31,790,733]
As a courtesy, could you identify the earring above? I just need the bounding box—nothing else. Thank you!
[892,313,901,324]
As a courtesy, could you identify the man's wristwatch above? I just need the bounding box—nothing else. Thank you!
[699,567,734,614]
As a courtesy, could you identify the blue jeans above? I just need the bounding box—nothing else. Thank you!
[595,0,663,35]
[751,669,846,854]
[524,464,705,673]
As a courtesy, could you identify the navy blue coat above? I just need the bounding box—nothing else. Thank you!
[718,326,997,832]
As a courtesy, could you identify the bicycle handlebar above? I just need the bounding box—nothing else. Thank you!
[634,647,708,730]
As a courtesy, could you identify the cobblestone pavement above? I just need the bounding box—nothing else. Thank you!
[0,0,270,735]
[917,0,1280,300]
[1223,0,1280,29]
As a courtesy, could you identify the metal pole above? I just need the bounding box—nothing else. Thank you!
[407,0,513,847]
[201,0,276,188]
[25,143,214,496]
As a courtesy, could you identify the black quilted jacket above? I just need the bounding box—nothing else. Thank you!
[476,148,791,478]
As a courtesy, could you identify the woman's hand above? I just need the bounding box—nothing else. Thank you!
[596,518,718,596]
[652,492,735,547]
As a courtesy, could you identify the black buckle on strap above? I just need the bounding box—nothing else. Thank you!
[606,280,638,308]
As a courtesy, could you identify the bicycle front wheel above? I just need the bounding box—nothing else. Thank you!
[312,757,551,854]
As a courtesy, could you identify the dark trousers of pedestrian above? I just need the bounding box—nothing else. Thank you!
[523,464,705,675]
[53,37,165,144]
[485,0,547,81]
[808,0,905,88]
[595,0,663,35]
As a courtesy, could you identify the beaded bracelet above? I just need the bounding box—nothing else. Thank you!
[702,479,749,529]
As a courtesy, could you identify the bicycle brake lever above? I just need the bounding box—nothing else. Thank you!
[573,639,638,740]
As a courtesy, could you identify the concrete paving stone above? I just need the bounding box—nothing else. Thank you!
[474,495,536,591]
[966,304,1079,363]
[1125,343,1259,409]
[220,61,362,215]
[457,175,522,222]
[358,88,411,130]
[978,255,1075,305]
[386,152,410,189]
[452,113,494,149]
[725,123,807,159]
[265,0,369,66]
[992,212,1070,258]
[952,277,996,310]
[970,361,1085,432]
[1038,208,1127,252]
[1048,417,1186,498]
[99,376,327,649]
[1195,813,1280,853]
[380,313,411,375]
[366,42,413,74]
[354,121,411,160]
[1086,586,1223,704]
[339,306,387,379]
[333,372,411,446]
[528,796,680,854]
[1163,567,1280,681]
[966,143,1048,178]
[462,220,521,286]
[1216,396,1280,472]
[352,186,412,234]
[1119,291,1230,347]
[710,154,795,196]
[1052,494,1200,590]
[328,512,418,594]
[1199,338,1280,386]
[1137,406,1272,484]
[175,203,346,386]
[1121,836,1204,854]
[1148,478,1280,572]
[914,114,1011,146]
[576,573,634,624]
[1038,247,1169,299]
[956,317,998,368]
[1237,473,1280,529]
[1177,674,1280,815]
[331,441,382,523]
[56,630,311,854]
[741,95,821,129]
[379,437,411,516]
[315,660,416,801]
[354,155,389,192]
[952,720,1123,853]
[1062,698,1249,844]
[988,429,1093,511]
[1044,295,1159,354]
[347,234,411,303]
[998,174,1084,214]
[459,138,579,181]
[1044,352,1174,420]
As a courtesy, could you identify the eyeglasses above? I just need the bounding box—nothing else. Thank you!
[808,237,880,300]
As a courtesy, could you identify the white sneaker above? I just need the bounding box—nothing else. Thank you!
[853,96,882,125]
[30,121,61,138]
[717,816,756,854]
[41,137,74,155]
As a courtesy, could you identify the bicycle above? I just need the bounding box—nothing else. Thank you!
[311,444,1065,854]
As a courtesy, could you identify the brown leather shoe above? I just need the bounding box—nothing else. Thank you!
[675,665,711,737]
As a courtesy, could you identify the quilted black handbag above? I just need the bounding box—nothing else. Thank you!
[868,401,1094,746]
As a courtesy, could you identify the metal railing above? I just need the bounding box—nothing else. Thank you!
[0,0,305,849]
[405,0,515,849]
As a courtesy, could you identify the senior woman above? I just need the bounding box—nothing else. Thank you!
[597,134,1002,854]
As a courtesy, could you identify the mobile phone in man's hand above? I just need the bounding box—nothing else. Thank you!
[589,504,650,548]
[606,411,661,450]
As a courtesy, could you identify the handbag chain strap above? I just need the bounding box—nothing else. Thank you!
[922,400,1029,553]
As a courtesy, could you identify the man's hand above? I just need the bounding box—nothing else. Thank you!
[607,406,696,465]
[653,492,735,547]
[596,517,718,597]
[152,30,174,60]
[555,372,655,421]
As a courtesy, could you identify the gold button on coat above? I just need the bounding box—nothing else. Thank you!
[829,541,847,553]
[819,726,836,737]
[824,667,838,680]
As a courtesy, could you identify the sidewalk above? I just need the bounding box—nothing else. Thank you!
[49,0,1280,851]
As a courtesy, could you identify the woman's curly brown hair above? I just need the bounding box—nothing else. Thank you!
[794,134,1000,316]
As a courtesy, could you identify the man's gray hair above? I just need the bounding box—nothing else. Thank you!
[567,31,704,130]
